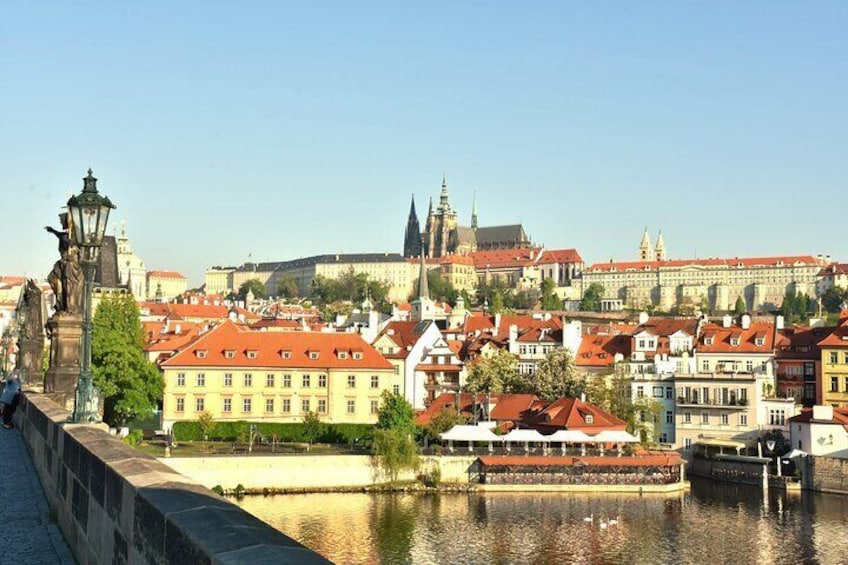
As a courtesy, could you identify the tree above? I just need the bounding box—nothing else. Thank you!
[238,278,266,300]
[376,390,416,433]
[490,290,505,314]
[275,273,299,299]
[372,427,420,483]
[464,349,523,394]
[761,428,790,457]
[580,283,604,312]
[92,294,163,427]
[424,408,466,442]
[302,411,322,445]
[526,348,586,401]
[733,296,746,315]
[583,368,663,446]
[197,411,215,451]
[821,286,848,314]
[540,278,562,311]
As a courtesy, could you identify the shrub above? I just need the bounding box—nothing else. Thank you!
[123,430,143,446]
[211,485,224,496]
[171,420,373,444]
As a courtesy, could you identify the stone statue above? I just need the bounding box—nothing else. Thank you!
[46,217,83,315]
[16,279,45,382]
[20,279,43,340]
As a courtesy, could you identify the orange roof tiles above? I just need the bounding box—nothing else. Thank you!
[817,325,848,348]
[440,254,474,266]
[586,255,823,272]
[697,322,776,353]
[416,393,541,425]
[161,320,392,370]
[533,397,627,431]
[576,334,631,367]
[141,302,260,322]
[538,249,583,264]
[468,247,542,269]
[146,270,187,279]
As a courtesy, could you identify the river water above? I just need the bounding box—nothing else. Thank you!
[237,480,848,564]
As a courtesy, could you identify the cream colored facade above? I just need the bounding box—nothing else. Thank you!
[146,271,188,301]
[162,366,394,429]
[582,256,826,313]
[204,267,235,295]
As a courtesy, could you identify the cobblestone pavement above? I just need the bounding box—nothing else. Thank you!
[0,422,75,564]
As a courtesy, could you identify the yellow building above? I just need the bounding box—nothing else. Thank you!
[439,255,476,293]
[146,270,188,302]
[818,324,848,408]
[160,320,394,429]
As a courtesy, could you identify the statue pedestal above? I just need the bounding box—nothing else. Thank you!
[44,313,83,412]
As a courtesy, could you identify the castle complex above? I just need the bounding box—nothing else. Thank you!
[403,175,531,259]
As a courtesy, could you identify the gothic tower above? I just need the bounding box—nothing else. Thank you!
[471,191,478,230]
[655,230,667,261]
[638,227,653,261]
[403,195,421,258]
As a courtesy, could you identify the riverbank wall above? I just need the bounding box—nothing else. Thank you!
[801,456,848,495]
[19,393,330,564]
[688,456,769,487]
[160,454,477,490]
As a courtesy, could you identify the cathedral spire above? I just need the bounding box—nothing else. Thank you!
[417,244,429,299]
[655,230,666,261]
[438,173,451,213]
[403,194,422,258]
[639,227,653,261]
[471,191,478,230]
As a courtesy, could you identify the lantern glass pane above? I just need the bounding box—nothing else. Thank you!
[96,203,111,241]
[70,204,85,246]
[82,206,98,245]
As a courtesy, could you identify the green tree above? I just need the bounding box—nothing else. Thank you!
[580,283,604,312]
[733,296,747,315]
[238,278,266,300]
[526,348,586,401]
[424,408,466,442]
[490,290,505,314]
[302,411,322,445]
[92,294,163,427]
[762,428,791,457]
[426,271,458,305]
[197,411,215,451]
[372,427,420,483]
[464,349,522,394]
[583,369,663,446]
[376,390,416,433]
[275,273,299,299]
[821,286,848,314]
[540,278,562,311]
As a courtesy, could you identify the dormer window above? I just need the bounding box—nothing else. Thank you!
[246,350,258,360]
[337,351,348,360]
[280,350,292,360]
[585,414,594,424]
[755,337,765,347]
[353,352,363,360]
[705,337,714,346]
[730,337,740,347]
[309,351,320,360]
[195,350,208,359]
[224,350,236,359]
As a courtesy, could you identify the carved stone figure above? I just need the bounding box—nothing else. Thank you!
[45,221,83,315]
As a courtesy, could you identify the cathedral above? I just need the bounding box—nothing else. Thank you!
[403,176,532,258]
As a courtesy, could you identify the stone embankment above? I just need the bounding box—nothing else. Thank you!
[20,394,331,564]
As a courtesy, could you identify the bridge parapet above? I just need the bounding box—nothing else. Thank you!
[20,393,331,564]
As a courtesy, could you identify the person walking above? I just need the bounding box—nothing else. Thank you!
[1,371,21,429]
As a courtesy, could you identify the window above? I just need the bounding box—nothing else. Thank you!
[302,374,311,388]
[660,433,668,443]
[346,400,356,414]
[844,353,848,364]
[371,400,379,414]
[721,413,729,425]
[196,373,205,387]
[353,352,363,360]
[740,414,748,426]
[195,397,204,412]
[282,398,291,413]
[393,385,400,395]
[348,375,356,389]
[701,413,708,424]
[755,337,765,346]
[318,374,327,388]
[638,339,645,349]
[176,373,185,387]
[831,352,839,364]
[683,412,691,424]
[317,399,327,413]
[701,360,709,372]
[309,351,319,360]
[666,387,673,399]
[281,350,292,360]
[636,386,644,398]
[684,438,692,450]
[845,377,848,393]
[243,398,252,413]
[224,350,236,359]
[393,366,400,375]
[302,398,310,413]
[705,337,714,346]
[266,374,275,387]
[265,398,274,413]
[666,411,673,424]
[175,398,185,412]
[371,375,380,389]
[223,398,232,413]
[653,386,663,398]
[585,414,594,424]
[243,373,253,387]
[337,351,348,360]
[831,377,839,392]
[283,374,291,388]
[224,373,232,387]
[730,337,740,347]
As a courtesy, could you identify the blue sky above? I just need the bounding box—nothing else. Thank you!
[2,2,845,286]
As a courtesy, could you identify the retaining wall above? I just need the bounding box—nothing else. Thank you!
[803,456,848,495]
[19,393,330,564]
[161,454,477,490]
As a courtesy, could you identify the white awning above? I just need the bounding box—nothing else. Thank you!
[547,430,593,443]
[502,429,550,443]
[440,425,501,442]
[591,430,640,443]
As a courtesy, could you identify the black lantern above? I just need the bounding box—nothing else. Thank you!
[66,169,115,263]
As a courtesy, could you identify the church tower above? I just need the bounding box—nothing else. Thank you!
[471,192,478,230]
[638,227,653,261]
[412,240,435,321]
[655,230,667,261]
[403,195,421,258]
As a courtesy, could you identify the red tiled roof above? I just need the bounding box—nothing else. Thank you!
[161,320,392,370]
[818,263,848,277]
[469,247,542,269]
[538,249,583,264]
[788,407,848,425]
[533,397,627,430]
[516,318,564,343]
[374,320,433,359]
[146,270,187,279]
[586,255,823,273]
[817,325,848,348]
[416,364,462,372]
[250,319,302,330]
[776,326,833,360]
[698,322,776,353]
[416,392,540,425]
[635,318,698,338]
[440,254,474,266]
[141,302,260,322]
[576,334,631,367]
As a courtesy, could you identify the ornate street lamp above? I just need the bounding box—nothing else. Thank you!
[67,169,115,423]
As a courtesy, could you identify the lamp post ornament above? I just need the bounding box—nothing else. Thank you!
[66,169,116,423]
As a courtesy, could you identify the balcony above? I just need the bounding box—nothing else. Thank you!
[676,396,748,409]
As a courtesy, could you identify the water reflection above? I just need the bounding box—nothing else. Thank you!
[237,481,848,564]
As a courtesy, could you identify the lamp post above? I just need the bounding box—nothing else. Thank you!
[67,169,115,423]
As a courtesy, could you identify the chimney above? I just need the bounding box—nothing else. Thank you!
[722,315,732,328]
[813,405,834,422]
[509,324,518,343]
[741,314,751,330]
[494,313,502,330]
[580,392,586,402]
[775,315,784,330]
